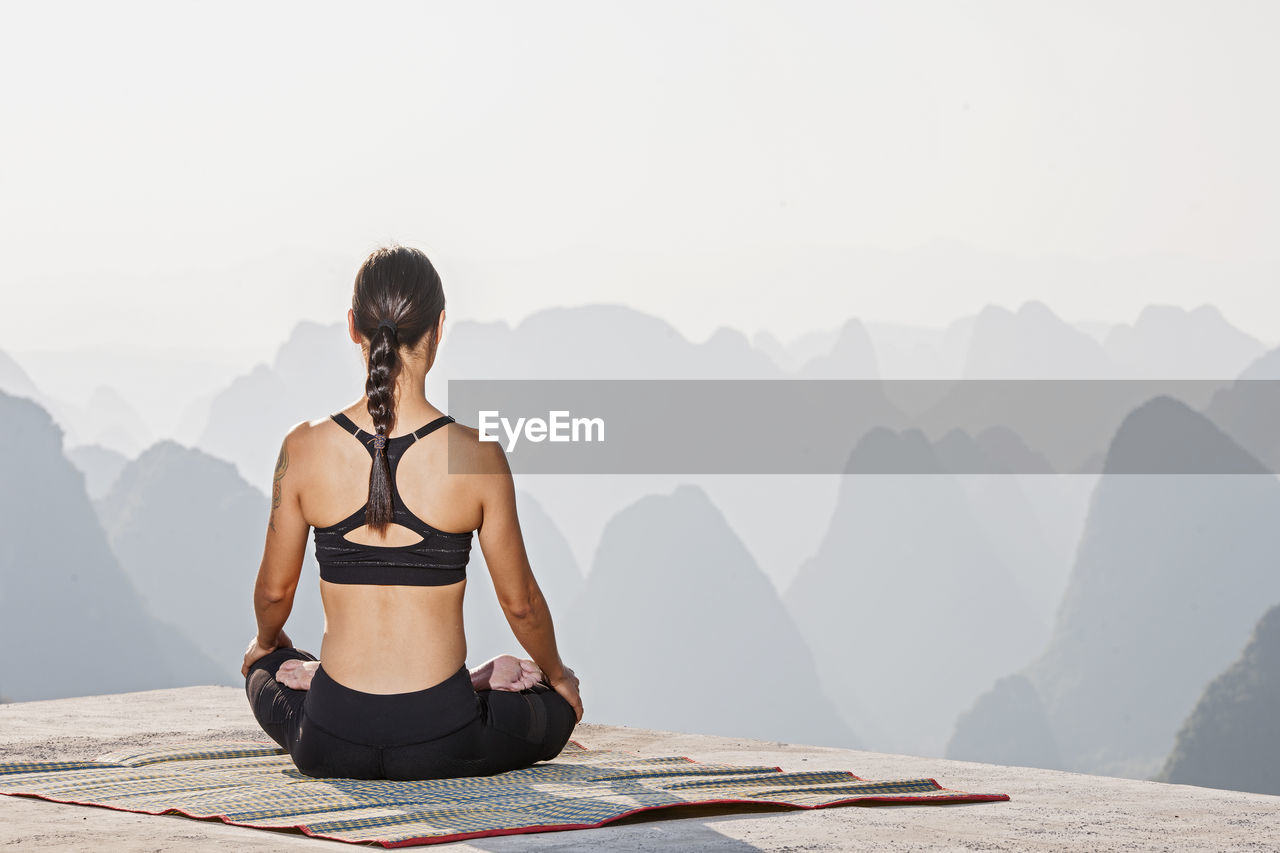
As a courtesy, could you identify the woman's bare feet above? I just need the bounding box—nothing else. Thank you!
[275,659,319,690]
[274,656,541,693]
[470,654,543,692]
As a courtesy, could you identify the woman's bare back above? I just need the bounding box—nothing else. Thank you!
[291,402,485,693]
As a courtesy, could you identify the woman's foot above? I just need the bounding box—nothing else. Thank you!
[276,659,320,690]
[470,654,543,692]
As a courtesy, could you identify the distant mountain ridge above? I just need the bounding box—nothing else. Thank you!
[784,428,1045,757]
[0,391,225,701]
[0,349,156,457]
[198,321,365,483]
[66,444,129,500]
[193,301,1280,484]
[963,301,1115,379]
[950,396,1280,778]
[947,674,1062,769]
[1158,602,1280,795]
[95,441,299,684]
[1103,304,1265,379]
[0,350,40,400]
[562,484,858,748]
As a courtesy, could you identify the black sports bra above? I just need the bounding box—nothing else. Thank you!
[313,412,474,586]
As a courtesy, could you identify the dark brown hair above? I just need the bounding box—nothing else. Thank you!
[351,245,446,531]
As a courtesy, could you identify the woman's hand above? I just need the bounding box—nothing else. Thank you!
[549,665,583,722]
[241,629,293,678]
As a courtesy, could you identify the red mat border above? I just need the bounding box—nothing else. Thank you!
[0,737,1011,848]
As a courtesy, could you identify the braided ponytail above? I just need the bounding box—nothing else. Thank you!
[364,322,400,530]
[350,245,447,533]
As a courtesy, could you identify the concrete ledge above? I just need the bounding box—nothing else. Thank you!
[2,687,1278,851]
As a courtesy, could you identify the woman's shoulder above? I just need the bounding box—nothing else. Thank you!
[440,420,512,476]
[276,415,347,461]
[286,415,341,441]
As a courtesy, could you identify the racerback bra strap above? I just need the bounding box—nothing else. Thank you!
[331,412,362,438]
[411,415,455,440]
[329,413,455,459]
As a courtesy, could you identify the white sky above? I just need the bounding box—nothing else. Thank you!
[3,0,1279,364]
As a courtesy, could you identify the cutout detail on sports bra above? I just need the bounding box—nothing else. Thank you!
[341,523,426,548]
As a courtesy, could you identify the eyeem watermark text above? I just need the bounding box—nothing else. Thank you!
[477,410,605,452]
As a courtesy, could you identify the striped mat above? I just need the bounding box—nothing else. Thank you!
[0,739,1009,847]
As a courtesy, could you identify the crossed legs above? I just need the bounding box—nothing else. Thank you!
[244,649,576,779]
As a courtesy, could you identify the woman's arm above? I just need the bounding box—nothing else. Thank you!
[243,423,312,676]
[473,440,582,719]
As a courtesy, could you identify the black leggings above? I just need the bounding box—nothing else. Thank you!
[244,647,576,780]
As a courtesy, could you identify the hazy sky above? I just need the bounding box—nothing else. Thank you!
[3,0,1279,364]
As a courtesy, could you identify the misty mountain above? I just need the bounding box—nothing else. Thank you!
[752,326,841,373]
[946,674,1062,769]
[0,350,154,457]
[95,441,305,684]
[910,427,1082,627]
[795,318,879,377]
[860,313,996,380]
[70,386,152,456]
[829,308,1142,383]
[694,473,845,591]
[1073,320,1117,345]
[783,428,1044,758]
[955,396,1280,779]
[941,314,980,372]
[0,391,225,701]
[952,472,1082,627]
[462,490,584,664]
[962,301,1115,379]
[0,349,77,442]
[173,391,216,446]
[1103,304,1265,379]
[198,320,365,483]
[513,473,870,595]
[1201,351,1280,475]
[861,321,952,379]
[433,305,787,383]
[0,349,40,400]
[959,301,1263,381]
[66,444,130,500]
[561,483,858,747]
[1157,602,1280,795]
[908,365,1215,476]
[932,426,1055,475]
[1237,344,1280,380]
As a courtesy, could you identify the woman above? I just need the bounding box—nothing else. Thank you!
[241,245,582,780]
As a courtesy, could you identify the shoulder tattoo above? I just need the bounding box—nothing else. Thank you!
[269,445,289,532]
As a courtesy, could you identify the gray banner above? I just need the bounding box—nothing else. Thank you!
[445,379,1280,474]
